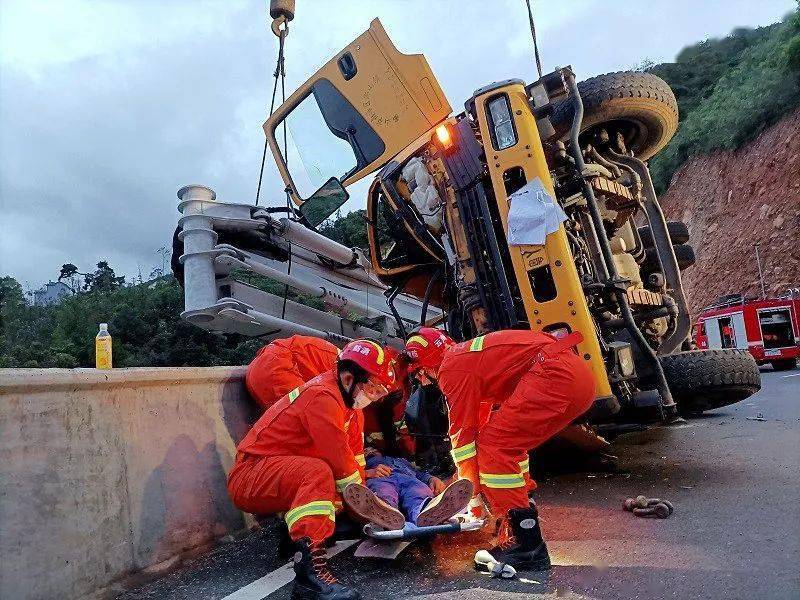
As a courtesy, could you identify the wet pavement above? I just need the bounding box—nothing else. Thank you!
[113,369,800,600]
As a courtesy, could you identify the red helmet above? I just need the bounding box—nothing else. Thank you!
[339,339,396,389]
[405,327,454,372]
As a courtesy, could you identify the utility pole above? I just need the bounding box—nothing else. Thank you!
[754,242,767,299]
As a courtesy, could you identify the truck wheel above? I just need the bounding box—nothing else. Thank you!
[673,244,695,270]
[660,349,761,414]
[638,221,690,246]
[641,243,695,272]
[549,71,679,160]
[771,358,798,371]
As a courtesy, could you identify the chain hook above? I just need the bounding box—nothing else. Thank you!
[271,15,289,38]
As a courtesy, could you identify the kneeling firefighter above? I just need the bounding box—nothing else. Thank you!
[246,334,339,411]
[405,327,596,572]
[228,339,395,600]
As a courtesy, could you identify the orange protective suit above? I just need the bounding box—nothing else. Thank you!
[227,369,366,544]
[245,335,339,410]
[438,330,595,515]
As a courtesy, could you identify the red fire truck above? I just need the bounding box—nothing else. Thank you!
[693,291,800,371]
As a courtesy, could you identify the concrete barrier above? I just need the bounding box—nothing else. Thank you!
[0,367,259,600]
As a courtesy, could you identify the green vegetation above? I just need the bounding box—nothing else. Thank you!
[318,209,369,250]
[649,6,800,192]
[0,265,261,369]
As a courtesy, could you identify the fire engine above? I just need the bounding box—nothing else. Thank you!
[694,291,800,371]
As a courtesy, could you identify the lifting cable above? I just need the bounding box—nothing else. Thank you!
[524,0,543,79]
[254,4,294,320]
[254,18,289,207]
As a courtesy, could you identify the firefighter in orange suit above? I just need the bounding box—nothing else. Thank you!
[362,348,416,458]
[246,335,340,411]
[228,339,395,600]
[405,327,596,573]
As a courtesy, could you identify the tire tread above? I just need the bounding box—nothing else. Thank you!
[660,349,761,413]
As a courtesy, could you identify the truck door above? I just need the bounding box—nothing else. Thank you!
[263,18,452,207]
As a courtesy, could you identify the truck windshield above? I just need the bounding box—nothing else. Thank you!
[279,79,385,199]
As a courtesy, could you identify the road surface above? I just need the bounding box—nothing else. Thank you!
[115,368,800,600]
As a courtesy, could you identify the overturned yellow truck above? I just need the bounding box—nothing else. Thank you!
[174,18,761,448]
[259,18,760,425]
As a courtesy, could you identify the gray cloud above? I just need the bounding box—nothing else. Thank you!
[1,0,794,290]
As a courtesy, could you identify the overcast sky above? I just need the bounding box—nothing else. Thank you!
[0,0,794,291]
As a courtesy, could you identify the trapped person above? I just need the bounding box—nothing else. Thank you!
[343,447,473,529]
[405,327,596,573]
[246,335,339,411]
[227,340,395,600]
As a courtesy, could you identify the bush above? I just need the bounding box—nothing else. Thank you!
[0,275,263,368]
[648,9,800,192]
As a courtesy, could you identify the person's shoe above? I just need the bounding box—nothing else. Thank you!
[342,483,405,531]
[474,504,551,573]
[416,479,474,527]
[291,537,360,600]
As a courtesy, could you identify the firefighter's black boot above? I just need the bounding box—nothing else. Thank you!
[291,537,360,600]
[477,505,551,572]
[278,520,292,559]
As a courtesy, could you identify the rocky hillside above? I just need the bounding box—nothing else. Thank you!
[658,109,800,315]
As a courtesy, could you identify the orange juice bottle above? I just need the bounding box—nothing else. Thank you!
[95,323,112,369]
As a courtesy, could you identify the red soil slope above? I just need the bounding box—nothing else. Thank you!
[657,109,800,315]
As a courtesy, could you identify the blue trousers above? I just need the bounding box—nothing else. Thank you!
[366,472,432,524]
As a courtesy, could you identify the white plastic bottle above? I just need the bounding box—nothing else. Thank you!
[95,323,113,369]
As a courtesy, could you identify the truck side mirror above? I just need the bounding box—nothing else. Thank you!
[299,177,349,227]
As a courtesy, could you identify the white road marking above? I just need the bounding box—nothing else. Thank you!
[220,539,358,600]
[782,373,800,378]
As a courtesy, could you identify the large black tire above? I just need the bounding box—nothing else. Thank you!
[638,221,690,246]
[550,71,679,160]
[661,349,761,414]
[641,243,696,272]
[673,244,695,270]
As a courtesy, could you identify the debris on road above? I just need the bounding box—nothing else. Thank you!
[623,495,674,518]
[746,412,768,422]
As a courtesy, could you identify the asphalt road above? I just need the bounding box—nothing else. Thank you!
[114,368,800,600]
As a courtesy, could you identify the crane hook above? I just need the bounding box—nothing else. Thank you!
[270,0,294,38]
[271,15,289,38]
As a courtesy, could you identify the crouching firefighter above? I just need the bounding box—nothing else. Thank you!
[405,327,596,573]
[246,335,339,411]
[227,339,396,600]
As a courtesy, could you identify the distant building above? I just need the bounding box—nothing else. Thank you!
[33,281,72,306]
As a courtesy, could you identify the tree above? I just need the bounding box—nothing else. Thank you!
[84,261,125,292]
[317,209,369,250]
[0,276,26,330]
[58,263,78,280]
